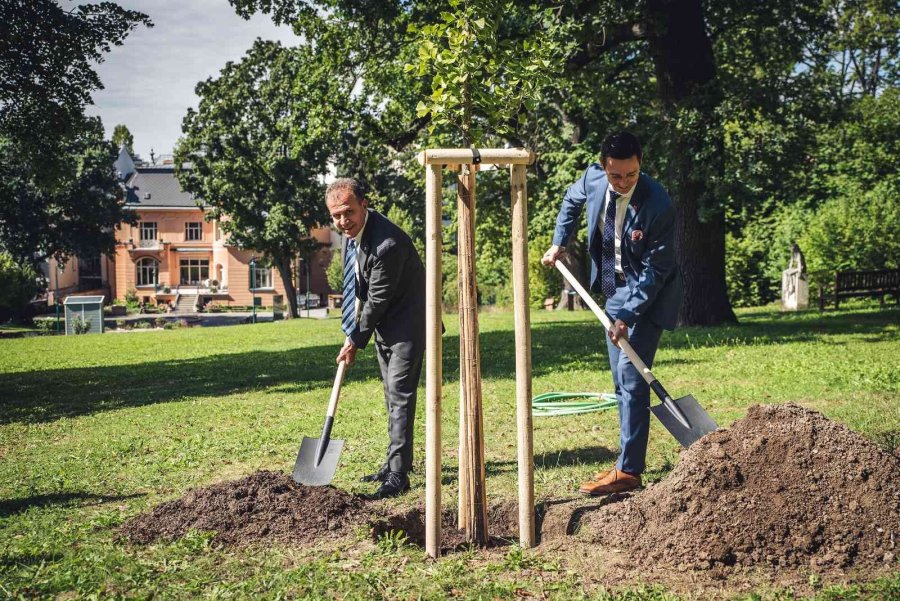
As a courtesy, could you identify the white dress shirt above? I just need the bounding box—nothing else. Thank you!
[599,182,637,274]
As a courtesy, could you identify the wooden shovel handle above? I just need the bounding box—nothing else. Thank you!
[554,262,658,387]
[326,360,347,419]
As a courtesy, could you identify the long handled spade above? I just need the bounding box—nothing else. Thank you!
[293,360,348,486]
[554,262,717,447]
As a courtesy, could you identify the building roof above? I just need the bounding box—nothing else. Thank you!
[64,295,105,305]
[124,165,203,209]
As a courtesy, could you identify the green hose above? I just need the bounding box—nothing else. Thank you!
[532,392,618,417]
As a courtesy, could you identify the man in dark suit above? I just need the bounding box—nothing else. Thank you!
[326,178,425,498]
[542,131,682,495]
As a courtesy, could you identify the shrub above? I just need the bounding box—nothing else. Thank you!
[0,252,40,322]
[528,233,562,308]
[155,316,167,328]
[799,181,900,287]
[33,318,57,334]
[326,249,344,293]
[726,204,810,308]
[72,315,92,334]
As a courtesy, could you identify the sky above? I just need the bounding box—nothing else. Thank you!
[82,0,301,161]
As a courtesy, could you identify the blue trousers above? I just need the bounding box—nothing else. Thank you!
[605,285,663,475]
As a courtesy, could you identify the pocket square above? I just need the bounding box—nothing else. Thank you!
[631,230,644,242]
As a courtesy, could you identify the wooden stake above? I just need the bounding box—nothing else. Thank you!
[418,148,536,165]
[458,364,470,529]
[456,164,488,545]
[510,164,535,547]
[425,163,443,559]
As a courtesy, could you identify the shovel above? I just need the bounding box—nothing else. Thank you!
[292,360,348,486]
[554,262,717,447]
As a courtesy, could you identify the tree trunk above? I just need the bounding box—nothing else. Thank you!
[274,256,299,319]
[645,0,737,325]
[555,248,588,311]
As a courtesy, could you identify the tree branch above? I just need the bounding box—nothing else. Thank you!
[384,114,431,151]
[567,21,647,68]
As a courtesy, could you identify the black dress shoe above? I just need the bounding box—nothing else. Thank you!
[360,464,390,483]
[371,471,410,499]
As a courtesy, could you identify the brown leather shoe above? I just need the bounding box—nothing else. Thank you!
[592,468,614,481]
[579,468,641,496]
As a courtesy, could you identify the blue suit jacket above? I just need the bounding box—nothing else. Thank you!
[552,164,682,330]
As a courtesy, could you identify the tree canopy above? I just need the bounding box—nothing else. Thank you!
[225,1,898,318]
[112,124,134,154]
[174,40,349,317]
[0,1,150,267]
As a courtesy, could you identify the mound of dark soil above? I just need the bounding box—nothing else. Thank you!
[589,404,899,571]
[118,470,368,546]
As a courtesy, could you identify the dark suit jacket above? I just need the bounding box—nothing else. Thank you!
[552,165,682,330]
[346,209,426,350]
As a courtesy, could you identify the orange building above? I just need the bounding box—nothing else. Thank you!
[111,148,336,310]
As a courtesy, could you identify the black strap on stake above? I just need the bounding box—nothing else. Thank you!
[471,148,481,165]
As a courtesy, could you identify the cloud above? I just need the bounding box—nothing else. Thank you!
[83,0,301,159]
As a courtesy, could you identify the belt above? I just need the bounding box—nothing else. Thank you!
[615,272,627,287]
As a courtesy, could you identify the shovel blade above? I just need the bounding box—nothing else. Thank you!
[292,436,344,486]
[650,394,717,448]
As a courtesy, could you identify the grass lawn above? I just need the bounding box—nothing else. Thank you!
[1,304,898,599]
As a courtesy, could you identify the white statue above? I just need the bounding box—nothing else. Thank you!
[782,243,809,311]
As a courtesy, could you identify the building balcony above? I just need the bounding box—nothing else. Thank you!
[125,239,167,252]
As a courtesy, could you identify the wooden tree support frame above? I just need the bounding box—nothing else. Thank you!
[419,148,536,559]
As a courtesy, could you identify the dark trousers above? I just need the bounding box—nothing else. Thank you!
[605,285,663,475]
[375,339,424,473]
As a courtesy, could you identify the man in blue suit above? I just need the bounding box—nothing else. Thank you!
[542,131,682,495]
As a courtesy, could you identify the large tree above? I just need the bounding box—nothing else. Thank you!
[0,0,150,266]
[228,0,887,325]
[0,118,130,265]
[174,40,348,318]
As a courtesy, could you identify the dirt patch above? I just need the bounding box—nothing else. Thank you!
[587,403,900,572]
[118,470,368,546]
[373,500,521,551]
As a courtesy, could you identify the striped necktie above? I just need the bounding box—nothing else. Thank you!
[601,189,621,297]
[341,240,357,336]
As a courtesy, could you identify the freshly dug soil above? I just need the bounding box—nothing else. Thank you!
[373,500,521,551]
[589,404,900,571]
[118,470,368,546]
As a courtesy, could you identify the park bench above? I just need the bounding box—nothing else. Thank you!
[819,268,900,309]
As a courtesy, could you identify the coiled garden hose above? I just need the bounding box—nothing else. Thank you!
[531,392,618,417]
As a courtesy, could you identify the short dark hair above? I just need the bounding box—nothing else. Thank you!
[326,177,366,202]
[600,131,642,165]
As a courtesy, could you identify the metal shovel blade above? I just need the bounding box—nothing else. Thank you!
[292,436,344,486]
[650,394,718,448]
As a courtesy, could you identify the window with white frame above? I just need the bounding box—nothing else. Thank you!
[250,263,272,289]
[136,257,159,287]
[185,222,202,241]
[180,259,209,285]
[139,222,157,241]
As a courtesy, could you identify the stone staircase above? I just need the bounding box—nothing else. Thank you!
[172,293,198,314]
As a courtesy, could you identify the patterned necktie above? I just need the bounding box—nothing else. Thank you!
[601,189,621,297]
[341,239,357,336]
